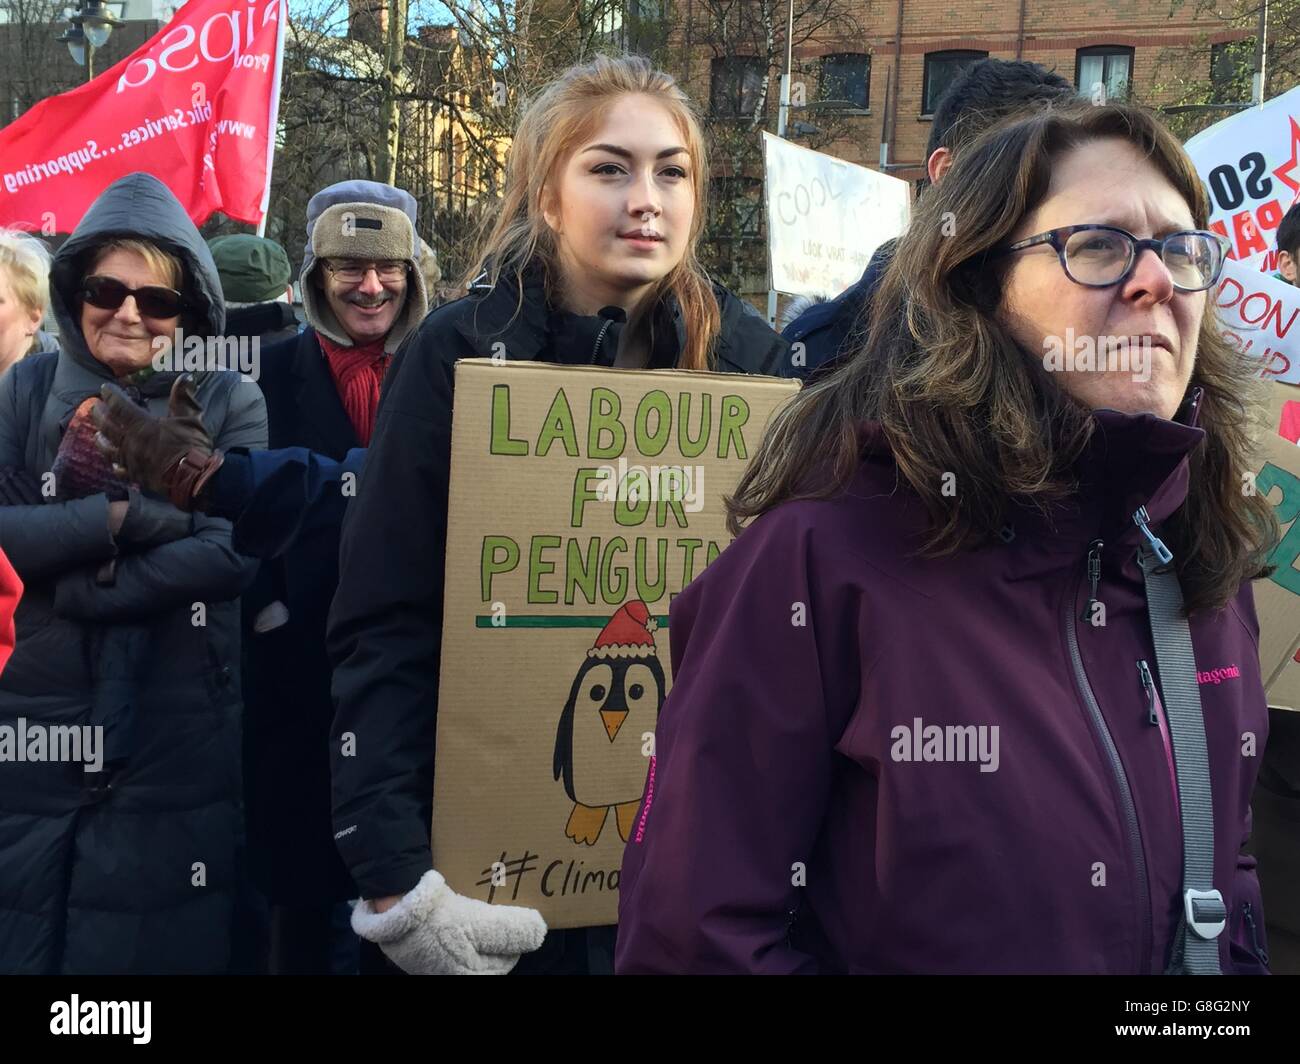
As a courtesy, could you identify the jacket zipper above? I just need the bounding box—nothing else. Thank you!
[589,318,615,365]
[1137,659,1158,725]
[1138,659,1181,822]
[1242,901,1269,966]
[1066,553,1153,973]
[1133,506,1173,565]
[1080,539,1104,623]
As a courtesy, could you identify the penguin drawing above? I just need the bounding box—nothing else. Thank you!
[553,600,666,846]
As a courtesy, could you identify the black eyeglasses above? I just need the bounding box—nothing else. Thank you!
[81,275,187,319]
[991,225,1231,293]
[322,259,408,284]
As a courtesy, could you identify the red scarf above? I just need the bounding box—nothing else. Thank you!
[319,335,391,446]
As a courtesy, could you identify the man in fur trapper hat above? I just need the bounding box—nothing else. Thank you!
[302,181,427,354]
[233,179,427,974]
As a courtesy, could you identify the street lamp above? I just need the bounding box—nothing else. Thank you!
[56,22,87,72]
[59,2,124,83]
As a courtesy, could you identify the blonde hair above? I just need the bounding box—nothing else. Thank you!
[88,238,183,291]
[463,54,720,371]
[0,228,52,324]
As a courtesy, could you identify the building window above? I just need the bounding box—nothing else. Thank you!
[1076,46,1133,102]
[711,56,766,117]
[1211,40,1254,104]
[922,50,987,115]
[819,53,870,110]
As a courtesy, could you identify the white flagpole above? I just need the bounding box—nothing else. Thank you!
[256,0,287,238]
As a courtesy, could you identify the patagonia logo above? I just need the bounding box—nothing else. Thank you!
[1197,664,1241,685]
[633,755,657,843]
[354,218,382,230]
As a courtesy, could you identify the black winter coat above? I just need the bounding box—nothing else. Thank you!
[780,239,895,382]
[327,269,788,907]
[225,301,301,353]
[241,326,357,904]
[0,174,267,974]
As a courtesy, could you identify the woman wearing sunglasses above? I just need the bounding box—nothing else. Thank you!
[0,172,267,974]
[616,103,1278,974]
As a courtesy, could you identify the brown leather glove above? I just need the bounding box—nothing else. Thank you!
[91,375,224,512]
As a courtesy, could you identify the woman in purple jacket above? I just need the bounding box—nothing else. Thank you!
[615,102,1278,974]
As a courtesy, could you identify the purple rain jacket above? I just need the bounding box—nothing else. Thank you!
[615,400,1273,975]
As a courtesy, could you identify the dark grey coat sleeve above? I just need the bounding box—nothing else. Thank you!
[0,359,119,581]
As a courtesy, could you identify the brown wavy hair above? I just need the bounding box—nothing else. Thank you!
[462,54,720,370]
[728,101,1277,614]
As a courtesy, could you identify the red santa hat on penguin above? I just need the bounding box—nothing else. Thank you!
[588,600,658,660]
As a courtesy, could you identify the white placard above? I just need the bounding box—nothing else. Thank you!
[762,132,910,299]
[1185,86,1300,274]
[1214,258,1300,384]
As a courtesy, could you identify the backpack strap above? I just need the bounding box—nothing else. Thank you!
[1137,546,1226,975]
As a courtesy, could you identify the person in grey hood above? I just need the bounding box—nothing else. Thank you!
[0,172,267,974]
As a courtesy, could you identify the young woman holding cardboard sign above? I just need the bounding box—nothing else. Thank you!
[328,54,787,975]
[616,103,1279,974]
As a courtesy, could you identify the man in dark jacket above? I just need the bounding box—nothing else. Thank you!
[208,234,300,352]
[0,172,266,974]
[240,180,428,974]
[781,58,1073,381]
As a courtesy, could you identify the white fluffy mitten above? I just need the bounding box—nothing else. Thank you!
[351,870,548,975]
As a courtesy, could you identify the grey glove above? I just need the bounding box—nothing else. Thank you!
[350,870,548,975]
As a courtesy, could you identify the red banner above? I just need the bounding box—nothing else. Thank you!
[0,0,285,234]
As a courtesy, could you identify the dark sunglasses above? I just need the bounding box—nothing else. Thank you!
[81,275,187,320]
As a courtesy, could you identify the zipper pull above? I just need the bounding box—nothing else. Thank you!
[1079,539,1104,624]
[1133,506,1173,565]
[1138,659,1158,725]
[1242,902,1270,967]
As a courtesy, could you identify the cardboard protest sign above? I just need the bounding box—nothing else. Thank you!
[1214,259,1300,384]
[762,132,910,298]
[1253,391,1300,973]
[1251,382,1300,710]
[432,360,798,928]
[1185,86,1300,274]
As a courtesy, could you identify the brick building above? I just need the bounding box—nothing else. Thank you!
[668,0,1257,182]
[625,0,1262,298]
